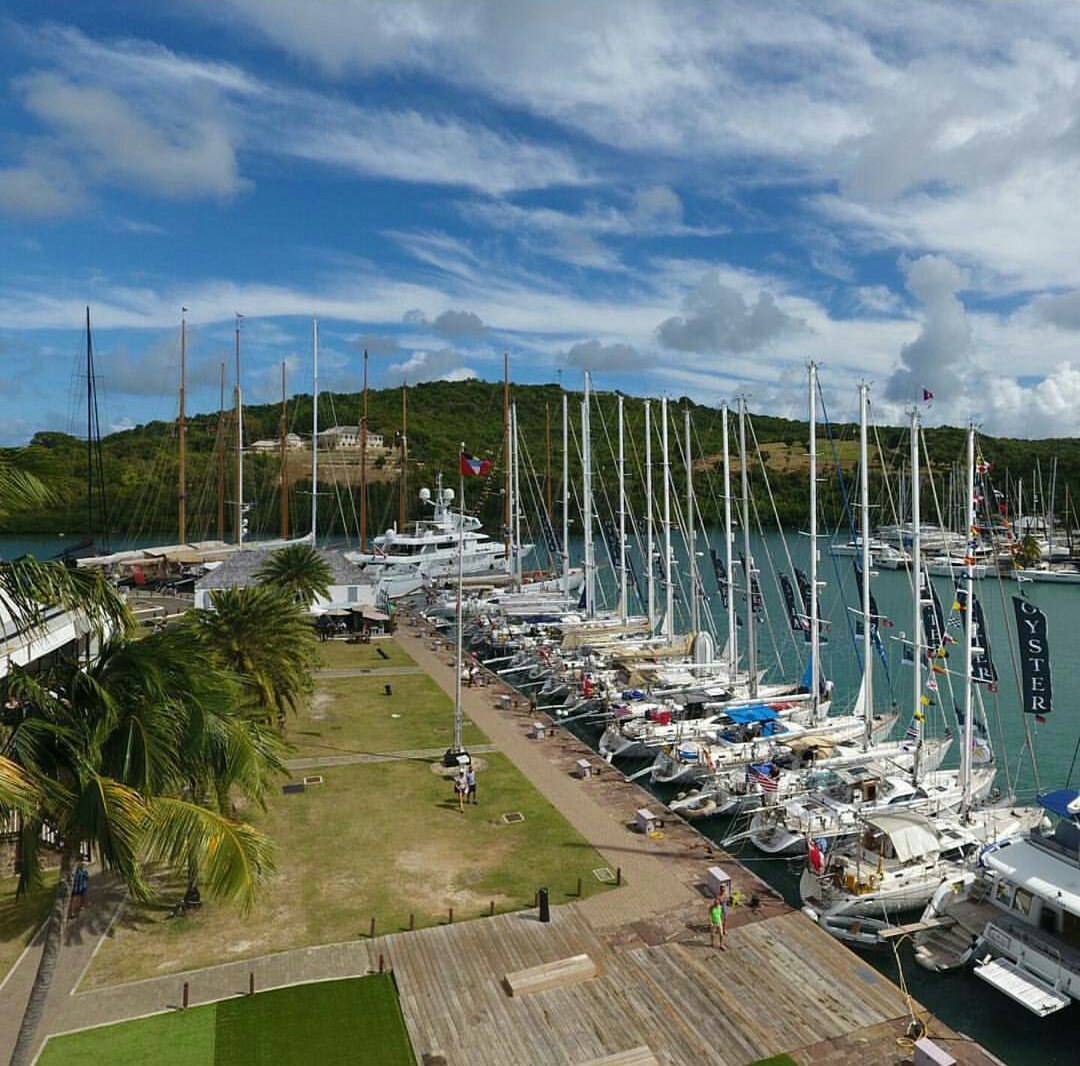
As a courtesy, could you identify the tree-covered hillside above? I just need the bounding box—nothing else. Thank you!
[3,379,1079,543]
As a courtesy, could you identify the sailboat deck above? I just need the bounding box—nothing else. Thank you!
[386,905,914,1065]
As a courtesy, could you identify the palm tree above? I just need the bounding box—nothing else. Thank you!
[2,633,278,1066]
[254,543,334,607]
[188,586,318,727]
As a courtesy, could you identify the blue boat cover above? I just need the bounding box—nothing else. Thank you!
[1039,788,1080,819]
[725,706,780,725]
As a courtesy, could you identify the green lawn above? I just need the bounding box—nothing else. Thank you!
[317,639,415,670]
[85,752,612,986]
[0,871,57,982]
[38,975,415,1066]
[293,672,486,756]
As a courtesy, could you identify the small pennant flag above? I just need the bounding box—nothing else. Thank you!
[460,452,492,477]
[922,388,934,402]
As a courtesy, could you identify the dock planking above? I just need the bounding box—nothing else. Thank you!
[381,905,912,1066]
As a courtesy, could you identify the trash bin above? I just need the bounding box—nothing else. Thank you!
[538,887,550,923]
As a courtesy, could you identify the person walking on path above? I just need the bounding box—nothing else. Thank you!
[69,861,89,919]
[454,770,468,813]
[466,766,477,805]
[708,894,727,950]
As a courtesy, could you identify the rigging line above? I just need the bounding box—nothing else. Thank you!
[321,392,353,543]
[745,416,805,672]
[921,423,1013,790]
[623,400,655,616]
[567,410,609,611]
[817,382,866,691]
[968,429,1037,795]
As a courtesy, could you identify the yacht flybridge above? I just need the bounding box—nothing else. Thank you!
[345,479,531,599]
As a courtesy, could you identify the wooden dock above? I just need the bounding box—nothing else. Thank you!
[384,905,916,1065]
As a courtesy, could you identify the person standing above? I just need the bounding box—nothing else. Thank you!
[454,770,468,813]
[69,861,89,919]
[708,894,727,950]
[466,766,477,805]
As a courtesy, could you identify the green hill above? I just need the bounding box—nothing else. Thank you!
[2,379,1077,541]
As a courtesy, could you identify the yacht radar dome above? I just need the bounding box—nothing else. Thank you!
[419,487,431,503]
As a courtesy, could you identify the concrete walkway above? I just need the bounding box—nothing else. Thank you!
[395,626,701,930]
[0,876,127,1064]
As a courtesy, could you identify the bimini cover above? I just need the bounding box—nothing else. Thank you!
[865,811,940,862]
[725,706,780,725]
[1039,789,1080,820]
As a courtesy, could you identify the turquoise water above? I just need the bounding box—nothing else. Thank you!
[567,529,1079,1064]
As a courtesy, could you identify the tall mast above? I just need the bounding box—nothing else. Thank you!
[399,383,408,531]
[662,396,673,640]
[178,307,187,544]
[503,350,510,557]
[646,400,654,631]
[739,397,757,697]
[546,402,553,523]
[562,392,569,597]
[234,313,244,545]
[685,406,698,634]
[618,393,627,623]
[808,363,820,717]
[506,400,515,578]
[582,372,595,617]
[858,382,873,749]
[452,440,466,757]
[360,348,368,548]
[512,402,522,583]
[311,317,319,542]
[85,307,93,541]
[910,405,923,781]
[961,422,976,818]
[279,361,289,539]
[722,402,737,678]
[217,362,225,541]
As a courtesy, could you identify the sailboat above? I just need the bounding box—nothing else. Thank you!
[798,421,1047,939]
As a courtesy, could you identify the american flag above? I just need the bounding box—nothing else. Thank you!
[905,721,920,741]
[747,763,779,792]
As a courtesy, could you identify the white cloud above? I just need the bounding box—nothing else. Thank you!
[561,340,646,370]
[885,255,971,404]
[402,308,488,338]
[657,274,805,354]
[384,348,477,385]
[0,23,588,219]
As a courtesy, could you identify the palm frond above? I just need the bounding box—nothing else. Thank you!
[0,459,51,519]
[0,557,132,638]
[142,797,275,911]
[0,754,37,815]
[69,776,147,898]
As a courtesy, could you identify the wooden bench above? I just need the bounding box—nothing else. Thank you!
[577,1047,659,1066]
[504,953,598,997]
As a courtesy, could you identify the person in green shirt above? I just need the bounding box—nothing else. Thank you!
[708,895,727,950]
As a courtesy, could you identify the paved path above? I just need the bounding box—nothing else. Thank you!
[285,744,497,771]
[0,876,127,1065]
[395,627,700,930]
[315,666,424,678]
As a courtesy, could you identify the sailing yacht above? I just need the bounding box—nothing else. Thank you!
[799,419,1048,942]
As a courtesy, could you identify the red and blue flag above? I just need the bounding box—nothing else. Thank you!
[460,452,491,477]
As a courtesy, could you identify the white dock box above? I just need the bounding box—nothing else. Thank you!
[913,1038,956,1066]
[574,759,592,779]
[706,866,732,899]
[531,721,546,739]
[635,808,661,833]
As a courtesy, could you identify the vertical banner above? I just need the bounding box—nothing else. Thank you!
[1013,596,1052,717]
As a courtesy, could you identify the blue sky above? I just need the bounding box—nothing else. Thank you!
[4,1,1080,443]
